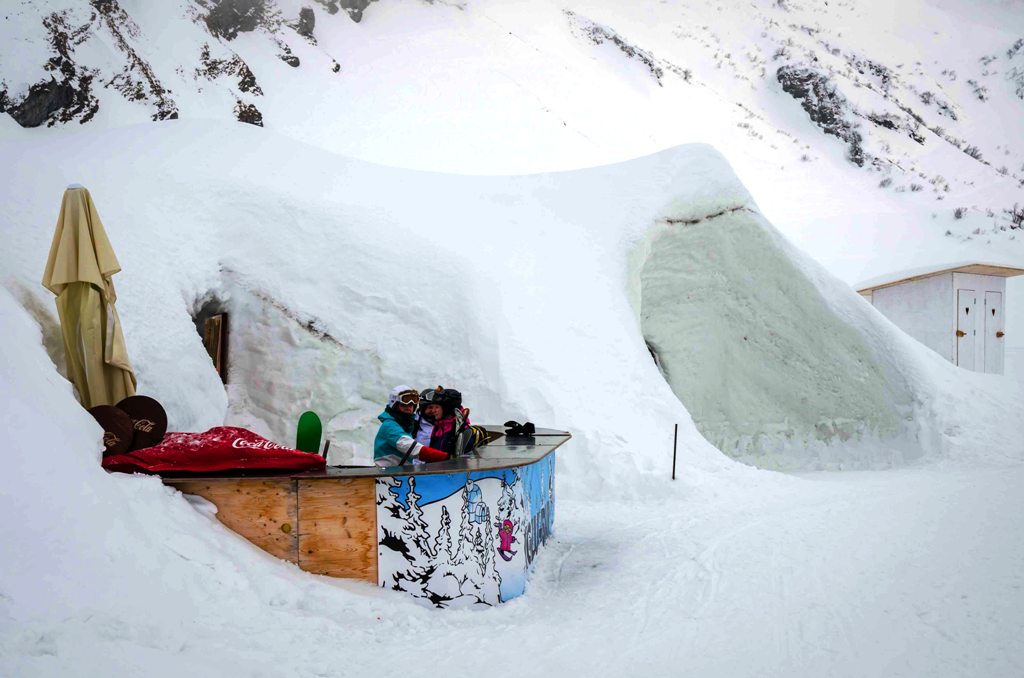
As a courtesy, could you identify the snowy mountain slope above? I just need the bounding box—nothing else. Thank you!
[2,0,1022,361]
[2,1,1021,229]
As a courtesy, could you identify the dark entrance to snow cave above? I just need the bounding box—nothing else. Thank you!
[192,297,229,384]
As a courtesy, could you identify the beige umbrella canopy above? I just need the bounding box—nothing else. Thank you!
[42,185,136,409]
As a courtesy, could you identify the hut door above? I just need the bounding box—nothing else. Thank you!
[956,289,976,370]
[984,291,1004,375]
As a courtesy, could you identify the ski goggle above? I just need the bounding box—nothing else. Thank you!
[396,391,420,407]
[420,386,445,405]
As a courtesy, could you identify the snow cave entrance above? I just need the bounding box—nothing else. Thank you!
[193,298,229,384]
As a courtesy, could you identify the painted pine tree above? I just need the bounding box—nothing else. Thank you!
[376,477,410,585]
[472,525,486,577]
[403,476,435,559]
[454,481,474,565]
[434,505,454,566]
[376,476,403,514]
[422,503,462,606]
[476,504,502,603]
[376,477,431,597]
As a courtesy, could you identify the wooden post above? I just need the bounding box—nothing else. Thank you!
[672,423,678,480]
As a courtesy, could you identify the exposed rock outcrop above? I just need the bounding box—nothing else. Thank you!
[205,0,267,40]
[7,79,79,128]
[566,11,664,86]
[277,41,300,67]
[92,0,178,121]
[235,99,264,126]
[197,44,264,94]
[297,7,315,37]
[312,0,374,22]
[340,0,376,23]
[12,11,102,127]
[777,65,864,166]
[314,0,339,15]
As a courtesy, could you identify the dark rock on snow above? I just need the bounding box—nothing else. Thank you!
[777,65,864,166]
[315,0,376,22]
[297,7,315,37]
[315,0,340,15]
[92,0,179,121]
[235,100,264,126]
[197,44,263,95]
[277,41,301,67]
[7,79,76,128]
[205,0,267,40]
[340,0,377,23]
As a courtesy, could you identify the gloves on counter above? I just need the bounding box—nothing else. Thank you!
[504,420,536,438]
[417,446,449,463]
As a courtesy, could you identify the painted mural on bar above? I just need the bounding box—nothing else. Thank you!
[376,454,556,608]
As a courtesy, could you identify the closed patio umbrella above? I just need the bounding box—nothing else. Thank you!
[42,185,136,409]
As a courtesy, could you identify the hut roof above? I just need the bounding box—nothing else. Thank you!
[856,261,1024,294]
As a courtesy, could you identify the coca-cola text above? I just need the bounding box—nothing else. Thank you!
[231,437,288,451]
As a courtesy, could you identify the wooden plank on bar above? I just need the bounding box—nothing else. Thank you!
[167,478,298,563]
[297,478,377,582]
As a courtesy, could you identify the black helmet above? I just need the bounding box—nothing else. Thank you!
[419,386,462,413]
[419,386,443,411]
[438,388,462,409]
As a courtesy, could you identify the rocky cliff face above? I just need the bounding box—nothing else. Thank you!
[0,0,361,128]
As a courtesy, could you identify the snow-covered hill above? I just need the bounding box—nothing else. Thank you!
[3,0,1023,376]
[2,3,1024,675]
[1,119,1022,676]
[5,119,1018,471]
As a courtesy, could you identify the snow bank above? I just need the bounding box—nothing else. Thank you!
[2,121,1020,486]
[2,115,1023,677]
[0,287,442,677]
[0,121,738,500]
[636,207,916,467]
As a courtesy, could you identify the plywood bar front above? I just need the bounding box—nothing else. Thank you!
[163,427,570,608]
[296,478,377,582]
[169,478,298,563]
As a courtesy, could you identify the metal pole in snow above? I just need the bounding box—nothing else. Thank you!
[671,423,678,480]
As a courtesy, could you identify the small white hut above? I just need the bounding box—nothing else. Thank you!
[857,262,1024,374]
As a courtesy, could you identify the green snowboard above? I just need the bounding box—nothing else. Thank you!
[296,411,323,454]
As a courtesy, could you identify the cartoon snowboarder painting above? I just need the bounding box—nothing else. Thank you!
[496,519,517,561]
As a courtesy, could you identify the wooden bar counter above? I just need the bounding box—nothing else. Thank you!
[164,427,570,608]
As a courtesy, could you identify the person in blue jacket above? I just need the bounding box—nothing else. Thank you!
[374,385,449,467]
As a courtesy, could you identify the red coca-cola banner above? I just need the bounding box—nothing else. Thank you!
[102,426,326,474]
